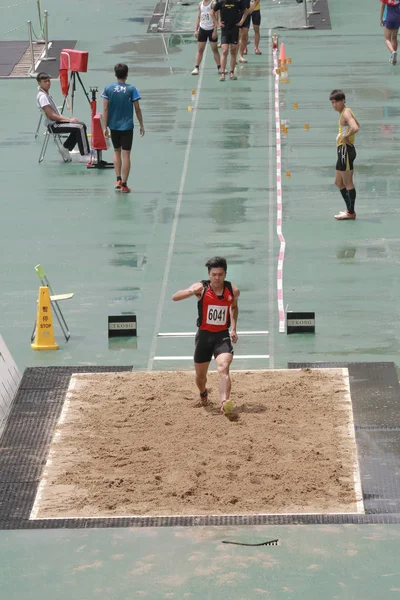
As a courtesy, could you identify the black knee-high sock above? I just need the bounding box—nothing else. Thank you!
[347,188,356,214]
[339,188,350,210]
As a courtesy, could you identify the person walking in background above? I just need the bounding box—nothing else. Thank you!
[380,0,400,64]
[102,63,145,193]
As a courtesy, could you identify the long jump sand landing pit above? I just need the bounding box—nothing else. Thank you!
[31,369,364,520]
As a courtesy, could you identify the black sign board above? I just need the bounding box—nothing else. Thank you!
[108,315,137,337]
[287,312,315,334]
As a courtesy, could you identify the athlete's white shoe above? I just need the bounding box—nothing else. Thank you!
[390,51,398,65]
[191,66,199,75]
[238,55,247,63]
[229,71,237,80]
[220,72,226,81]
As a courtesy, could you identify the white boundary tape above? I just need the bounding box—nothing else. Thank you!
[273,46,286,333]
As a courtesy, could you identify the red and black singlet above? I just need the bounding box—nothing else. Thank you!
[197,280,234,332]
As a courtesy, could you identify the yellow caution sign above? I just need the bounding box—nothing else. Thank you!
[31,286,59,351]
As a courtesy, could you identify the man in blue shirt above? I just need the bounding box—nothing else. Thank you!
[102,63,145,193]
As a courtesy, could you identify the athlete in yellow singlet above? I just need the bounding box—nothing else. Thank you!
[242,0,261,56]
[329,89,360,220]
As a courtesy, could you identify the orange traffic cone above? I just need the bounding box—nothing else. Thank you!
[279,42,287,65]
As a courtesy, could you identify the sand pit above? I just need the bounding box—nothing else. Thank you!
[32,369,363,519]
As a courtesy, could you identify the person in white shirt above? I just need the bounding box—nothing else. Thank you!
[192,0,221,75]
[36,72,90,161]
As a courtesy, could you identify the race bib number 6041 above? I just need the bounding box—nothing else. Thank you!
[206,305,228,325]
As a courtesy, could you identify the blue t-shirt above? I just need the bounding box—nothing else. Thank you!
[101,82,141,131]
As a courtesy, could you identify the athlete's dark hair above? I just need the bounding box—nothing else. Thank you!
[205,257,227,273]
[36,72,51,82]
[115,63,128,79]
[329,89,346,102]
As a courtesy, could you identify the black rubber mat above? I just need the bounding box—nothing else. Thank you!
[1,363,400,529]
[0,42,28,77]
[288,362,400,517]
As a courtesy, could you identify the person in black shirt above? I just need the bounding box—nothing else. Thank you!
[212,0,249,80]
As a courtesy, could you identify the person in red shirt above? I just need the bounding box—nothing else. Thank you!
[380,0,400,64]
[172,257,240,414]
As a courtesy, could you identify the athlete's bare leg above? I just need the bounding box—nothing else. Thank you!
[220,44,229,74]
[253,24,260,51]
[230,44,238,73]
[239,27,249,60]
[121,149,131,184]
[210,41,221,67]
[195,41,207,67]
[215,352,233,406]
[384,27,398,53]
[114,147,122,179]
[195,361,209,395]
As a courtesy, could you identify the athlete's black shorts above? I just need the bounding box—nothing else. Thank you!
[194,329,234,364]
[110,129,133,151]
[239,15,251,28]
[251,10,261,26]
[221,26,239,45]
[198,27,218,42]
[336,144,356,172]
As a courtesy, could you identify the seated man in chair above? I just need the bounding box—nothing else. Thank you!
[36,72,90,162]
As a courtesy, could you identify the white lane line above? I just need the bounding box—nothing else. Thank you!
[268,28,275,367]
[146,48,208,371]
[158,331,269,337]
[154,355,270,360]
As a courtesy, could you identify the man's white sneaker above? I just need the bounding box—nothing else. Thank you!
[392,51,398,65]
[58,146,72,162]
[229,71,237,80]
[191,67,199,75]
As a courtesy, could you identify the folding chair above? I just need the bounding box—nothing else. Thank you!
[35,111,70,164]
[31,264,74,342]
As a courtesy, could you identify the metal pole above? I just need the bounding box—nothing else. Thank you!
[27,21,35,75]
[43,10,48,59]
[36,0,43,38]
[41,10,56,61]
[303,0,308,27]
[160,0,170,30]
[308,0,320,16]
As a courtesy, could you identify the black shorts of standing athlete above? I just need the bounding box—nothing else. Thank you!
[221,26,239,45]
[251,10,261,25]
[198,27,218,42]
[336,144,356,172]
[110,129,133,151]
[194,329,234,363]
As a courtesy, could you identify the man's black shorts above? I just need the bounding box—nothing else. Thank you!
[251,10,261,25]
[336,144,356,172]
[221,26,239,45]
[194,329,234,363]
[110,129,133,151]
[198,27,218,42]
